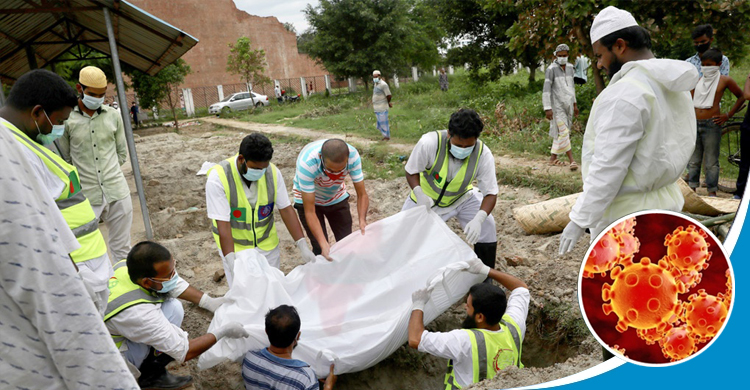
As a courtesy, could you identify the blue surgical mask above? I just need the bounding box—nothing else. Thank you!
[243,166,266,182]
[151,271,180,293]
[34,110,65,145]
[373,78,380,83]
[82,93,105,110]
[450,144,474,160]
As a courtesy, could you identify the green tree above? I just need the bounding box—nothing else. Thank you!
[283,22,297,34]
[226,36,272,108]
[128,59,191,130]
[304,0,441,89]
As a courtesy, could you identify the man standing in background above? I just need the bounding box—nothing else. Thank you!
[60,66,133,262]
[686,24,730,76]
[372,70,392,141]
[543,43,579,171]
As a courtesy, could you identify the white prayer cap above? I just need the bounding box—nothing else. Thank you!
[590,6,639,44]
[554,44,570,54]
[373,70,381,76]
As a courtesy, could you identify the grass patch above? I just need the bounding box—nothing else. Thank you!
[496,166,583,198]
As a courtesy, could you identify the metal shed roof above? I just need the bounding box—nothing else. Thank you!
[0,0,199,83]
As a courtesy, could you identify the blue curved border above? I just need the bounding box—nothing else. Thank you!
[508,196,745,390]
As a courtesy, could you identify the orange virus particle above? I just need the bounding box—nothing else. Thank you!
[602,257,685,332]
[681,289,728,343]
[675,269,703,291]
[636,322,673,345]
[616,232,640,260]
[724,269,733,307]
[658,325,697,362]
[583,233,621,278]
[664,225,712,275]
[611,217,636,235]
[611,344,627,357]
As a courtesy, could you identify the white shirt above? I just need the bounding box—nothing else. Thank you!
[405,131,498,214]
[105,278,191,363]
[0,124,138,390]
[418,288,530,388]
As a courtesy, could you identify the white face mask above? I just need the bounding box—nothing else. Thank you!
[373,77,380,83]
[82,93,105,110]
[557,56,568,65]
[702,65,720,78]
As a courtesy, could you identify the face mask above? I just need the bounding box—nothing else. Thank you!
[449,143,474,160]
[373,77,380,83]
[242,166,266,182]
[34,110,65,144]
[694,42,710,53]
[557,56,568,65]
[702,65,720,77]
[151,271,180,293]
[82,93,105,110]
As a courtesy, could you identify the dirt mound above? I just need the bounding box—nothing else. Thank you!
[133,123,598,390]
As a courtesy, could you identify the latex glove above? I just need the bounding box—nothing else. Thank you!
[559,221,586,255]
[463,210,487,245]
[411,288,432,312]
[224,252,236,275]
[199,294,227,313]
[296,238,317,263]
[213,321,249,340]
[466,258,491,277]
[412,186,434,208]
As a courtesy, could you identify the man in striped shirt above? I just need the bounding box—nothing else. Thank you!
[243,305,336,390]
[292,139,370,260]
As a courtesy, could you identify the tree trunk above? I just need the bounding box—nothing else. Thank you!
[528,66,536,83]
[573,22,606,95]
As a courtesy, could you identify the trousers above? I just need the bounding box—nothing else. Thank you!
[92,193,133,261]
[294,200,353,255]
[124,298,184,369]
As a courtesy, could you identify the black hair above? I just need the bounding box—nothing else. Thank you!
[700,48,723,64]
[321,139,349,163]
[265,305,301,348]
[126,241,172,284]
[468,283,507,326]
[6,69,78,112]
[599,26,652,51]
[239,132,274,162]
[448,108,484,139]
[692,24,714,40]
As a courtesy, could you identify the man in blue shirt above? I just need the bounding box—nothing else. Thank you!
[685,24,730,76]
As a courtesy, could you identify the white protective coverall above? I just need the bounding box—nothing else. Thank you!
[569,59,699,237]
[543,61,577,149]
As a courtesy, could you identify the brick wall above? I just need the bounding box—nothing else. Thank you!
[128,0,327,89]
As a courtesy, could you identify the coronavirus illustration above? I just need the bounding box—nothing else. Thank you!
[580,212,731,364]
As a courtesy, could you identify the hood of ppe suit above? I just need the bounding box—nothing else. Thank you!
[611,59,699,93]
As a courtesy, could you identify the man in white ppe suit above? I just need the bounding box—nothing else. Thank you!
[559,6,699,255]
[544,43,579,170]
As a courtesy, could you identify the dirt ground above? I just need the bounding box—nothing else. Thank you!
[125,121,601,390]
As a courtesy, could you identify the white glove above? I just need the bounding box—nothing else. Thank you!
[463,210,487,245]
[296,238,317,263]
[213,321,249,340]
[411,288,432,312]
[412,186,434,208]
[466,258,491,277]
[199,294,227,313]
[559,221,586,255]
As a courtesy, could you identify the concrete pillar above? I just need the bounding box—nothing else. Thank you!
[449,65,454,75]
[412,66,419,82]
[348,77,357,93]
[393,74,399,88]
[432,66,437,76]
[246,82,252,92]
[324,75,331,92]
[217,85,224,101]
[300,77,307,98]
[464,63,470,71]
[182,88,195,117]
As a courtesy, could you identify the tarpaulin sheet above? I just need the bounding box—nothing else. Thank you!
[197,206,483,377]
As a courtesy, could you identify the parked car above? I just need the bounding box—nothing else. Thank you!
[208,91,269,114]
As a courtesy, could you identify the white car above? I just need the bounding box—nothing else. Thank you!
[208,91,269,114]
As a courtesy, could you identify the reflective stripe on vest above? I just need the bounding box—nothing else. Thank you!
[209,156,279,252]
[6,120,108,263]
[104,260,165,348]
[411,130,483,208]
[444,315,524,389]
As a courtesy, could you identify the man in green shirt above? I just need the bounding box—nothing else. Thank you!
[59,66,133,261]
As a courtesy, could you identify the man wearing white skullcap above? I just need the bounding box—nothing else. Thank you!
[59,65,134,263]
[372,69,393,140]
[559,6,699,254]
[543,42,579,170]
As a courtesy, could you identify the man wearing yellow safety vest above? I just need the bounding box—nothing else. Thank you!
[0,69,114,315]
[408,259,530,389]
[105,241,249,389]
[403,108,499,274]
[205,133,315,286]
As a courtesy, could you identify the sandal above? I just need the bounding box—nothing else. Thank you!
[549,159,567,166]
[570,162,579,171]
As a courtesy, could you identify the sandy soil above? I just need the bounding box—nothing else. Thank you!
[125,121,601,389]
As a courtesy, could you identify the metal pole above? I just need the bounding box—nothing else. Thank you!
[103,7,153,239]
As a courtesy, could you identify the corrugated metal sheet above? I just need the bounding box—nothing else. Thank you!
[0,0,198,82]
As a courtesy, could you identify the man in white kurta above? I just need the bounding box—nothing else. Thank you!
[559,6,699,254]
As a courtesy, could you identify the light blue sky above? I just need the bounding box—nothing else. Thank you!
[233,0,319,33]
